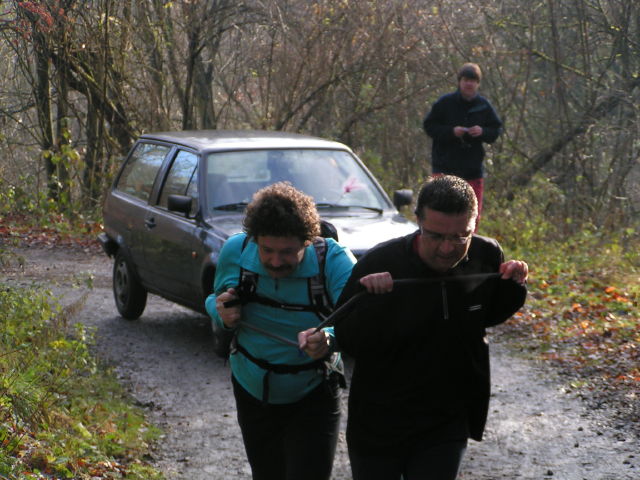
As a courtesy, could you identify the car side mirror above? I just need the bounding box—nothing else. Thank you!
[393,189,413,209]
[167,194,193,217]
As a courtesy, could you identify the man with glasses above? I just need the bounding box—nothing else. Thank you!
[334,175,528,480]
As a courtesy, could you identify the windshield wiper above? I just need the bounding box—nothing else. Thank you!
[212,202,248,211]
[316,203,383,214]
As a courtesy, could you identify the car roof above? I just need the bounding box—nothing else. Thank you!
[138,130,352,153]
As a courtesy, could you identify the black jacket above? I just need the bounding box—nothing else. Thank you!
[334,231,526,453]
[423,90,503,179]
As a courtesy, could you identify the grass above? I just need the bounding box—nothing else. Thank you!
[0,273,163,479]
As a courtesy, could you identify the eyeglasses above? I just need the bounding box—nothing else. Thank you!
[420,228,472,245]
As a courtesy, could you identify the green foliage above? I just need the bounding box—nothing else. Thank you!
[480,175,563,252]
[482,181,640,390]
[0,127,103,228]
[0,286,162,480]
[0,176,51,217]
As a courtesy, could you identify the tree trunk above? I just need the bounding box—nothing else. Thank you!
[33,35,57,201]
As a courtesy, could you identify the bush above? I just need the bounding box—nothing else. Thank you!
[482,181,639,406]
[0,286,162,480]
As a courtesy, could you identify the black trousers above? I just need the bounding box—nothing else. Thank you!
[232,374,341,480]
[349,438,468,480]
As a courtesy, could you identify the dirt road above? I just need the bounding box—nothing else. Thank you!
[4,245,638,479]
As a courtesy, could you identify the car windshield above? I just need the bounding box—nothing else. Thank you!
[205,149,389,212]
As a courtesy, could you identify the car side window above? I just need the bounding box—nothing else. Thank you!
[158,150,198,216]
[116,142,170,202]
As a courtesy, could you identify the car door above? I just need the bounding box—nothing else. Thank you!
[142,149,202,304]
[108,141,172,284]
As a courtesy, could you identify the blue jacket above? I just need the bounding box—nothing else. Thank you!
[205,233,356,404]
[423,90,503,179]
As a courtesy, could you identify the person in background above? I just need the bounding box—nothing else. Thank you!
[423,63,503,223]
[334,175,528,480]
[206,182,356,480]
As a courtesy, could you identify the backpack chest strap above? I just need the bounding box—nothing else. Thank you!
[236,236,333,317]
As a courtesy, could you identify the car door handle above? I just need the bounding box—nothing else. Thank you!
[145,217,156,229]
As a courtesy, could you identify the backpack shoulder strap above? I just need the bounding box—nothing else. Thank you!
[235,235,333,318]
[308,236,333,318]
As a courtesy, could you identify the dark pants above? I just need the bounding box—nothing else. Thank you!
[232,375,341,480]
[349,439,468,480]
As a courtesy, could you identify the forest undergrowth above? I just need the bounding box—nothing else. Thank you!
[1,212,162,478]
[482,190,639,436]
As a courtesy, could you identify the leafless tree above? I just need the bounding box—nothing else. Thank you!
[0,0,637,226]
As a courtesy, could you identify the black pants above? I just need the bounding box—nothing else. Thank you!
[349,438,468,480]
[232,375,341,480]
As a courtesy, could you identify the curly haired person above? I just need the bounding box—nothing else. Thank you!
[206,182,356,480]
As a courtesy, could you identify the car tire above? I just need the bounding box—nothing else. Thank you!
[113,251,147,320]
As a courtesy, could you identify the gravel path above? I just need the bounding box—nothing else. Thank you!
[4,245,638,479]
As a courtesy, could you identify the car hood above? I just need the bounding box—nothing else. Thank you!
[206,212,417,257]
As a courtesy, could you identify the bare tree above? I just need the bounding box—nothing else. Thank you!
[481,0,640,223]
[0,0,638,227]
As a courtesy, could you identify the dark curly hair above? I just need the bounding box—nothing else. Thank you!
[243,182,320,242]
[415,175,478,220]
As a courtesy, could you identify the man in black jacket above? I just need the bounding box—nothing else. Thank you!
[423,63,503,220]
[334,175,527,480]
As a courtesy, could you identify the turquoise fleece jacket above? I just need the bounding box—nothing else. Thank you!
[205,233,356,404]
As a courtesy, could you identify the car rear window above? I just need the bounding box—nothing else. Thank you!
[116,142,170,201]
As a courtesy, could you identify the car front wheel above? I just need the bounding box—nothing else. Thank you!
[113,251,147,319]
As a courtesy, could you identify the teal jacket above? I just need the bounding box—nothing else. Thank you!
[205,233,356,404]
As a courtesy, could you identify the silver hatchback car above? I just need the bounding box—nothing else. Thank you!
[99,130,416,325]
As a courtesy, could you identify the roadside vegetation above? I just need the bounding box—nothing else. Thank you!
[482,183,639,429]
[1,221,163,479]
